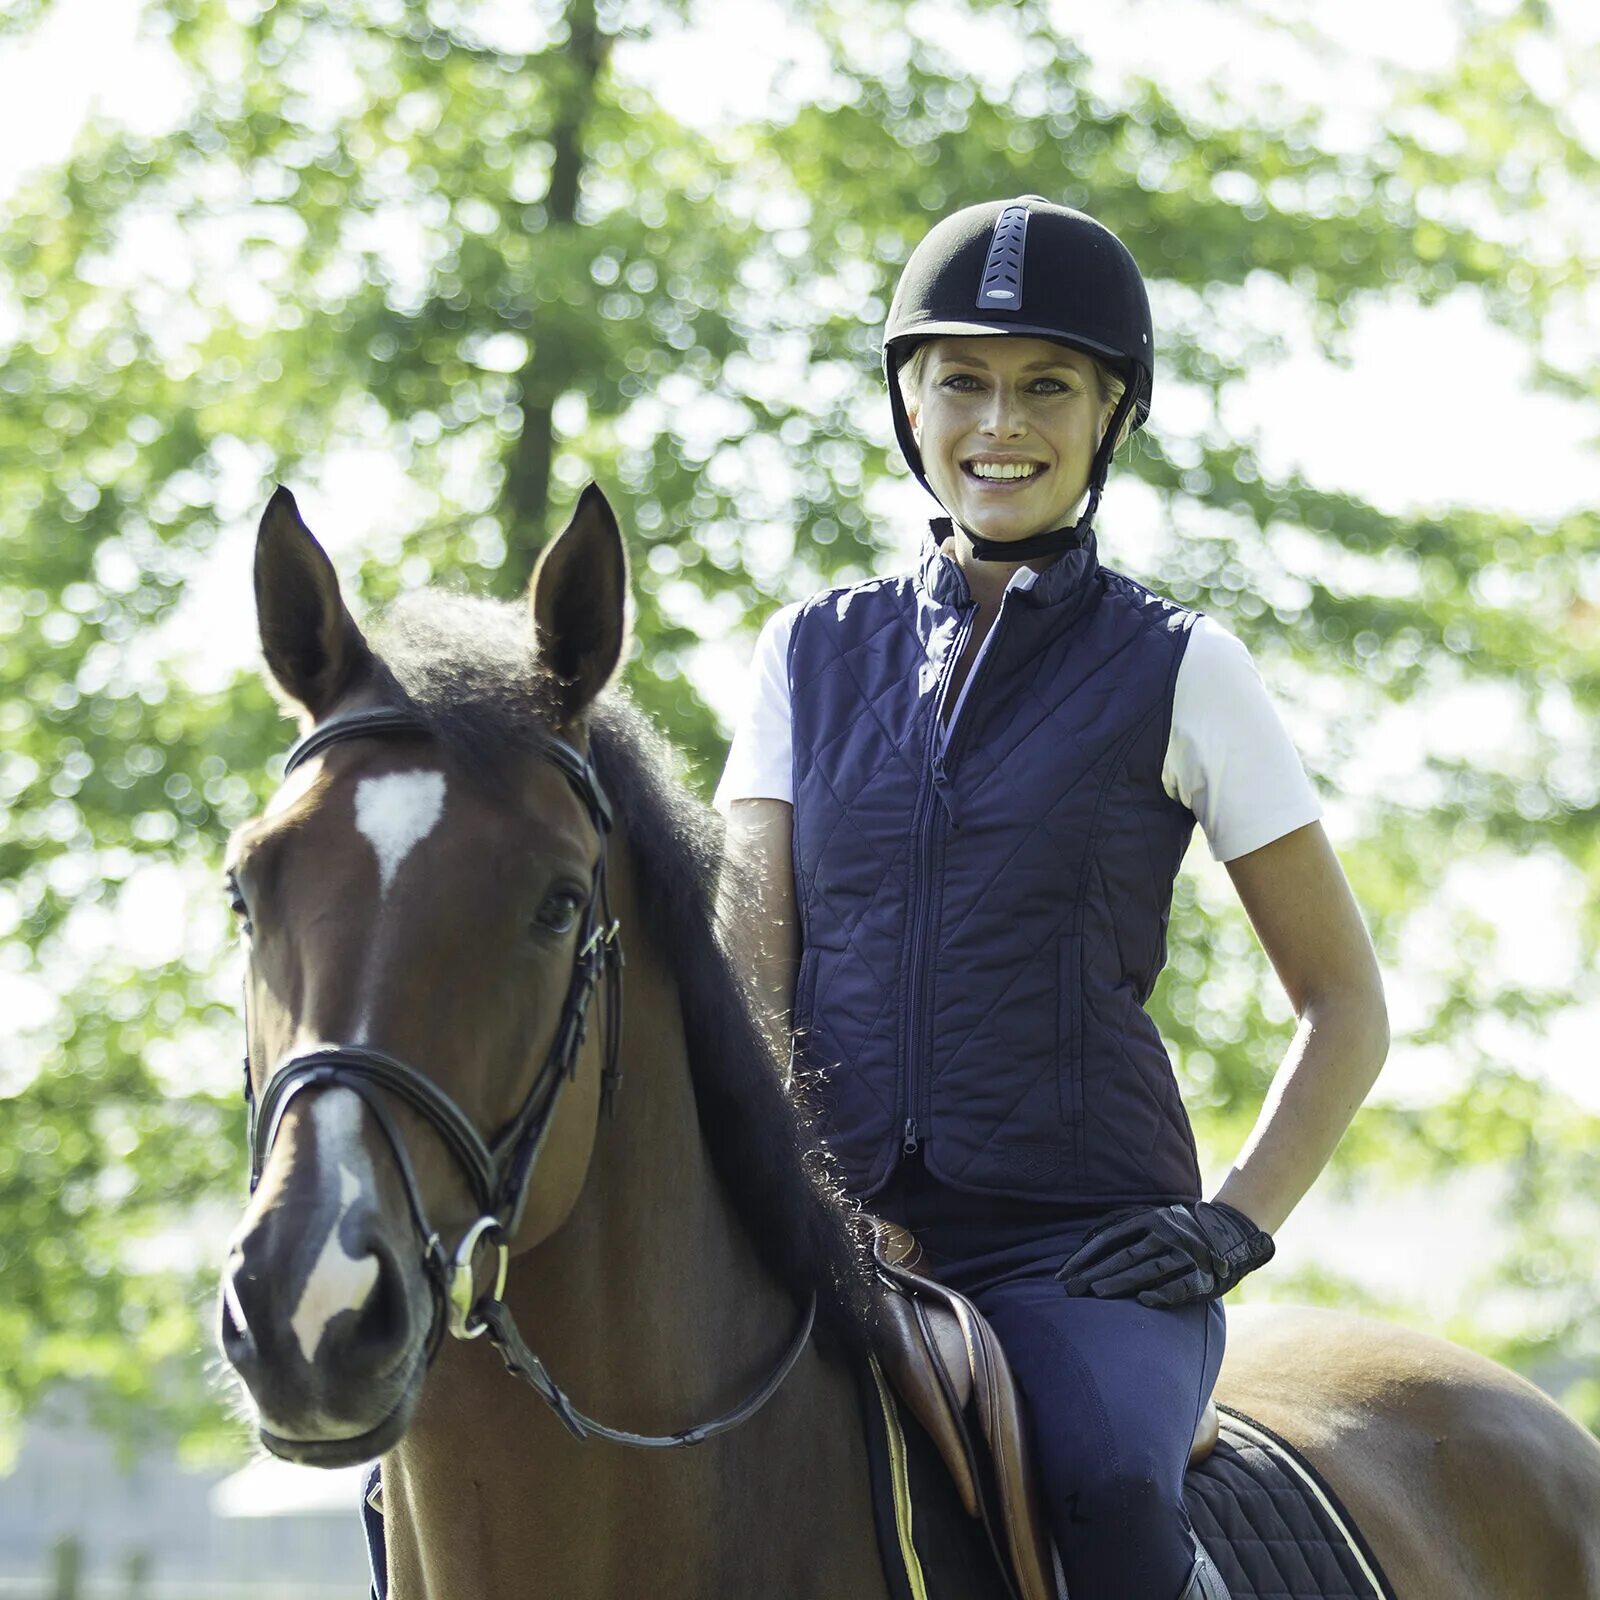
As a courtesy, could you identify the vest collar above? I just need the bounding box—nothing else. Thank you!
[917,518,1101,611]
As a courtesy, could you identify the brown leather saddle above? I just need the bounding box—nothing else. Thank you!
[872,1220,1220,1600]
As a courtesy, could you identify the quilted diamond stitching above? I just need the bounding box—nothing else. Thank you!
[1183,1419,1385,1599]
[790,560,1201,1196]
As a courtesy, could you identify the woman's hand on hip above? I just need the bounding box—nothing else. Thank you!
[1055,1200,1275,1307]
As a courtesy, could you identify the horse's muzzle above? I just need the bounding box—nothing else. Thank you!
[220,1204,433,1464]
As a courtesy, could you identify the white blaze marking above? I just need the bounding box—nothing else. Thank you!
[353,771,446,896]
[290,1163,380,1364]
[271,768,442,1361]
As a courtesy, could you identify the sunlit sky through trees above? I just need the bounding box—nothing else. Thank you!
[1,0,1597,1419]
[4,0,1594,1106]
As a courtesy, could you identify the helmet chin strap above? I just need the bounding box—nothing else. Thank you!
[948,386,1135,563]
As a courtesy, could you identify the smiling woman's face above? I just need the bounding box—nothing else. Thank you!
[905,335,1113,546]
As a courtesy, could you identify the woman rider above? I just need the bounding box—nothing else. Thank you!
[717,197,1390,1600]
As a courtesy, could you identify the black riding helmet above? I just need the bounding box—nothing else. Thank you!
[884,196,1154,560]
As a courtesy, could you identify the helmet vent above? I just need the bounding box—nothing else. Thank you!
[976,203,1030,310]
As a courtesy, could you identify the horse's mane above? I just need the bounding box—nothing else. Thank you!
[365,589,876,1349]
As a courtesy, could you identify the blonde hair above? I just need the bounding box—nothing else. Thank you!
[897,341,1135,453]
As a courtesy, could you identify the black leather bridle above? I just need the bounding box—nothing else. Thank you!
[243,704,815,1448]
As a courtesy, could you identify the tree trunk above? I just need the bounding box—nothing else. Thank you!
[496,0,609,595]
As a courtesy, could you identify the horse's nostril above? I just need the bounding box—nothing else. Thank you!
[353,1259,411,1362]
[323,1228,416,1382]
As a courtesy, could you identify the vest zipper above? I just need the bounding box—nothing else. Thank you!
[941,588,1015,766]
[930,590,1012,820]
[914,591,1023,1163]
[899,604,976,1176]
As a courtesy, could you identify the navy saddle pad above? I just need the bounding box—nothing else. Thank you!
[863,1376,1397,1600]
[1184,1405,1395,1600]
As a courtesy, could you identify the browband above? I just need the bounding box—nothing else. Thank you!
[283,705,612,835]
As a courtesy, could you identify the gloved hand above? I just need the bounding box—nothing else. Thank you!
[1055,1200,1275,1308]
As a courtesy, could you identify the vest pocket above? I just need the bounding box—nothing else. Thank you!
[1058,934,1085,1124]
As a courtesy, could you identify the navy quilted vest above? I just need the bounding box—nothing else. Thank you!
[789,531,1203,1205]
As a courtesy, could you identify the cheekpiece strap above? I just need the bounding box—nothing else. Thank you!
[540,735,613,836]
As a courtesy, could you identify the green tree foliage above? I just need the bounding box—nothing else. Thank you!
[0,0,1594,1454]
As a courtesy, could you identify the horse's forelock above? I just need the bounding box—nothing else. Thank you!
[361,590,563,800]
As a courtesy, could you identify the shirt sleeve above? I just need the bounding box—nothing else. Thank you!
[713,601,801,814]
[1163,615,1323,862]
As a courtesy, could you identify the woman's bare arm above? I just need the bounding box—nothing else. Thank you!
[1210,820,1391,1234]
[718,798,801,1047]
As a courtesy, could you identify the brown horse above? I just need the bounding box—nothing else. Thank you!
[220,483,1600,1599]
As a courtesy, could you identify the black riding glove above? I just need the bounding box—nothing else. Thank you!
[1055,1200,1275,1308]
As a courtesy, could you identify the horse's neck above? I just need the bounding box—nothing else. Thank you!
[382,840,883,1599]
[516,876,802,1435]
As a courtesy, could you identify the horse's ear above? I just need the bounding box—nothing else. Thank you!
[254,485,372,721]
[529,483,629,724]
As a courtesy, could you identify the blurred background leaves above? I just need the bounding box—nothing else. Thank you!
[0,0,1595,1460]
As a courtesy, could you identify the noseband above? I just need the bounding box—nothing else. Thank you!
[243,704,814,1448]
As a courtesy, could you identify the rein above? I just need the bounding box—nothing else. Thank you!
[243,704,814,1447]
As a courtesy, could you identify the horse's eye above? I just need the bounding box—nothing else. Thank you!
[225,873,253,935]
[534,889,585,936]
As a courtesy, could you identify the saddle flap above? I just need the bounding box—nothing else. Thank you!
[872,1224,1060,1600]
[874,1264,982,1517]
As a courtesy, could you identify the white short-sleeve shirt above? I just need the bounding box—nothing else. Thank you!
[714,572,1322,863]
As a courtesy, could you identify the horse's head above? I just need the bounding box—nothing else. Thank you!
[219,484,627,1466]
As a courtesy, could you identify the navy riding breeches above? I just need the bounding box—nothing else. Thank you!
[874,1159,1226,1600]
